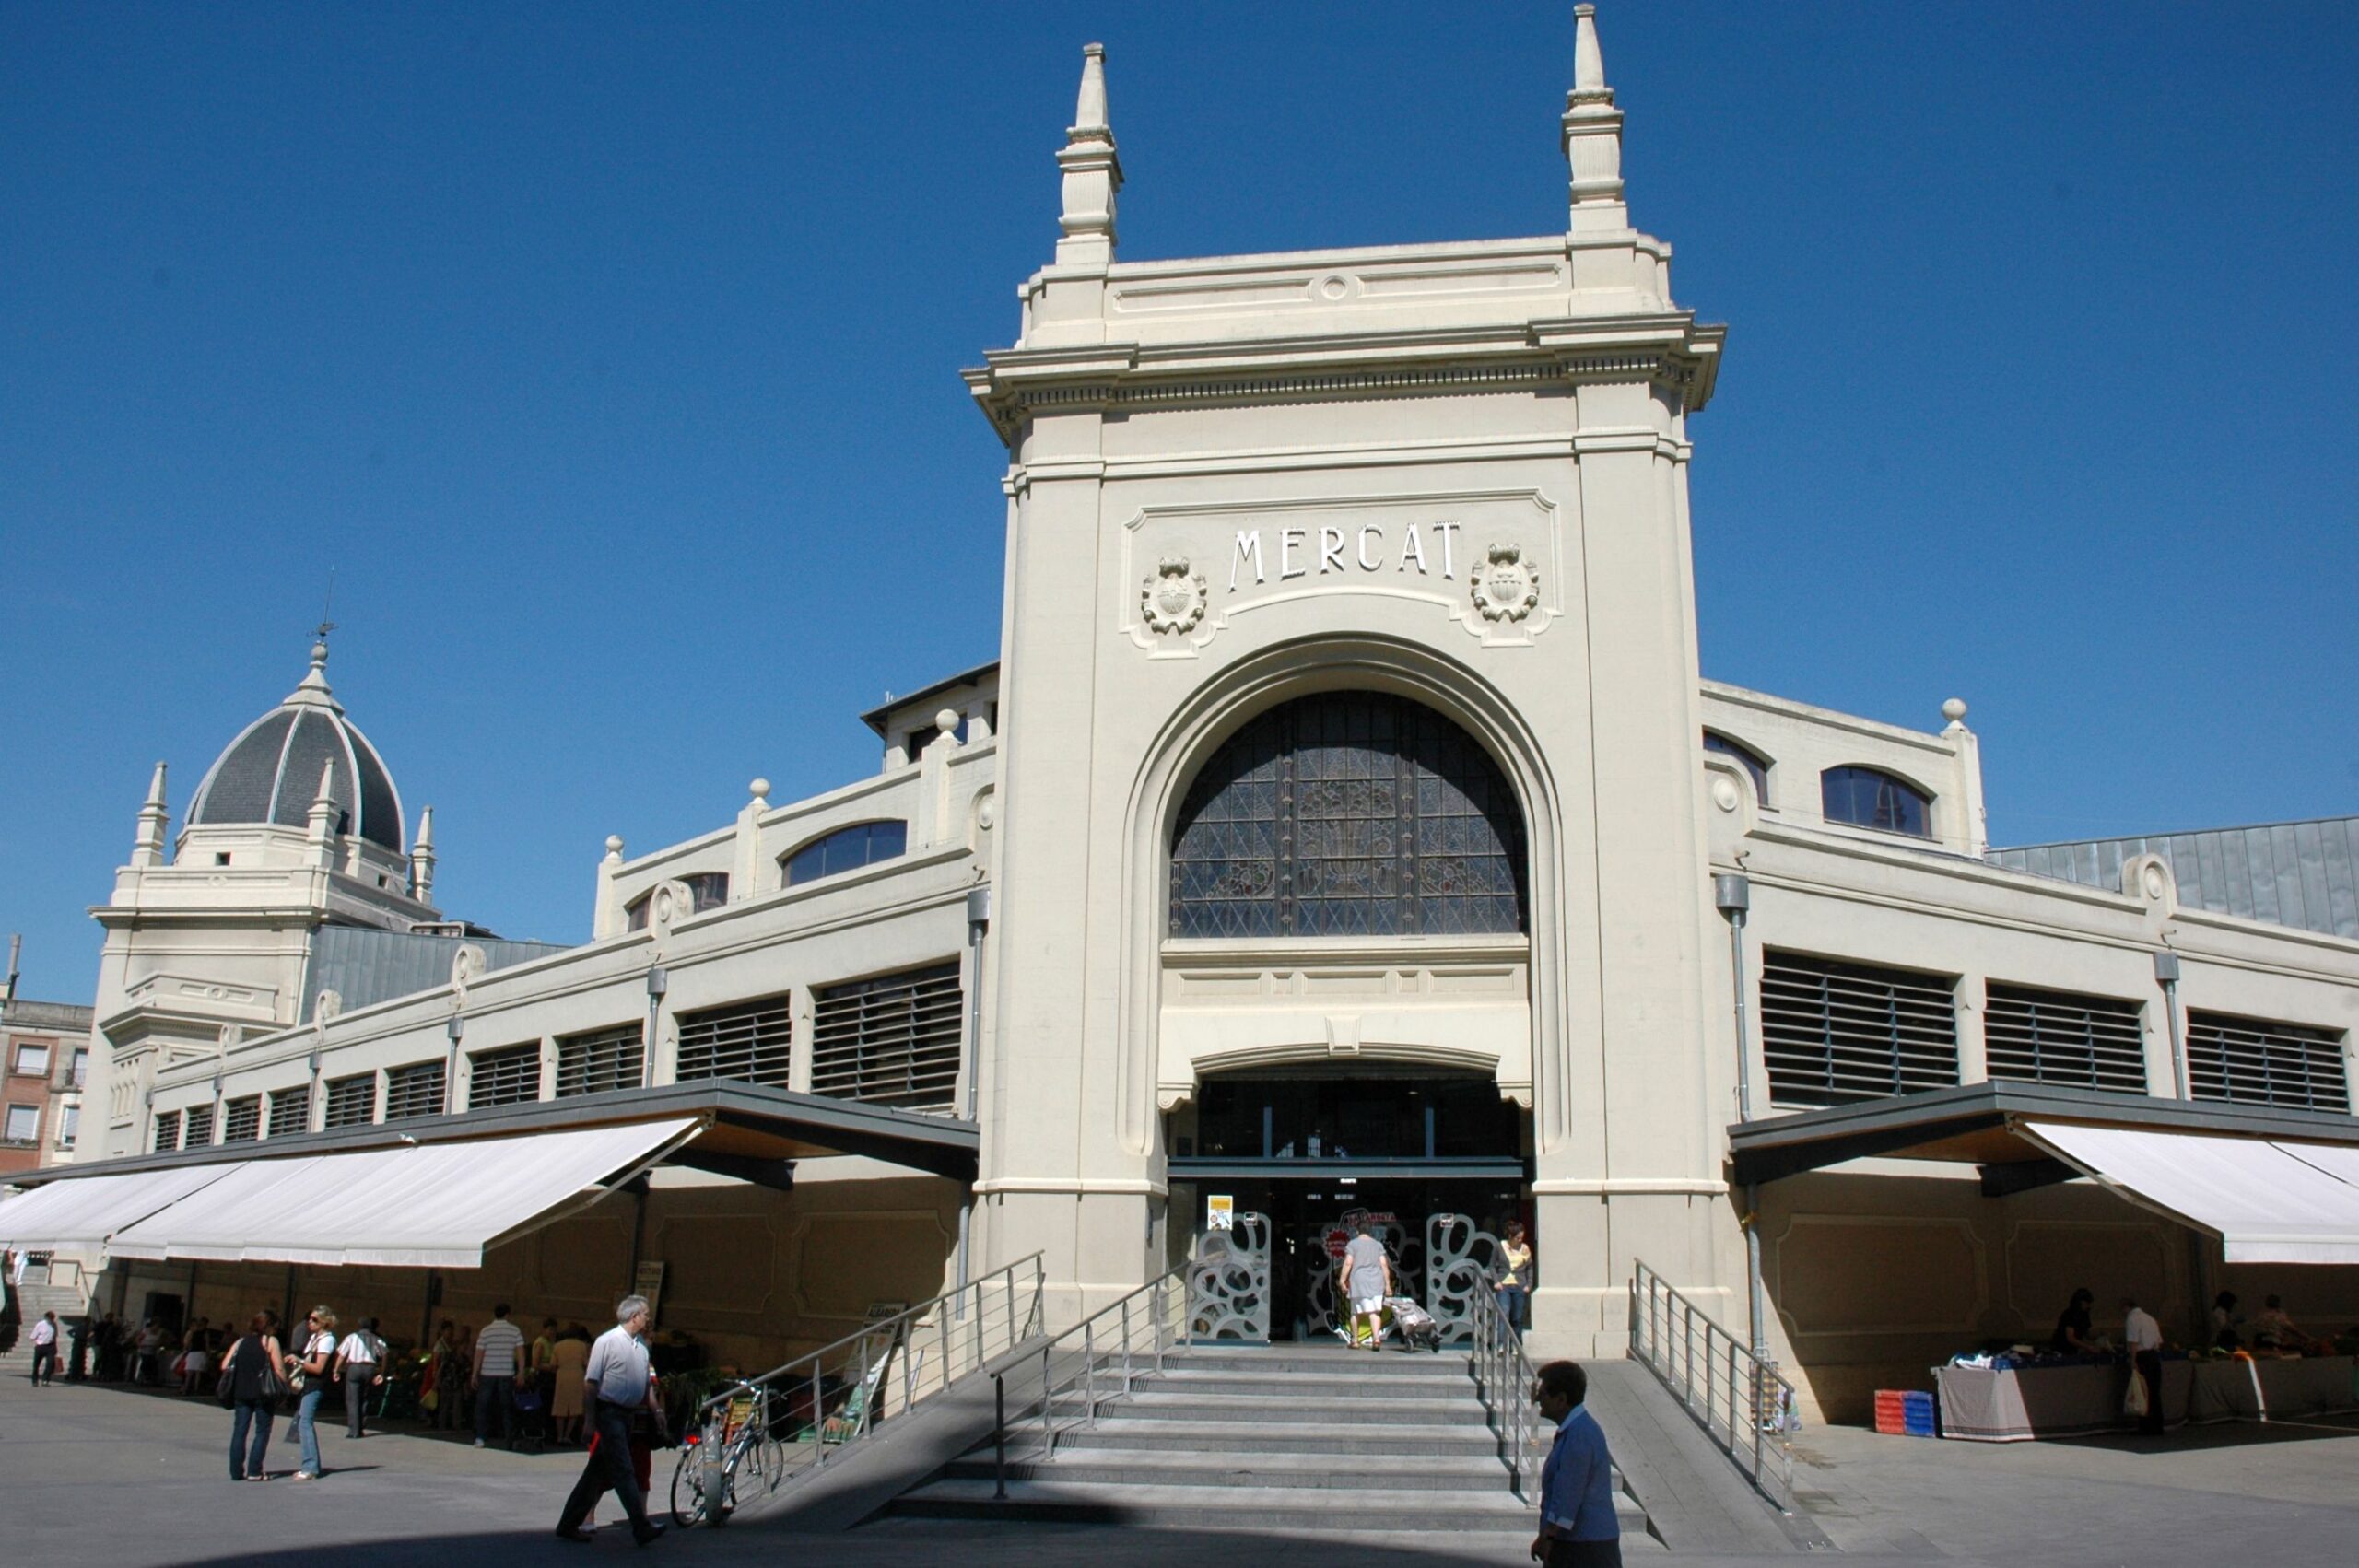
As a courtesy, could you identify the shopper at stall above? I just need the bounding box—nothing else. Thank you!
[2121,1295,2165,1435]
[2050,1287,2100,1353]
[551,1324,591,1446]
[473,1303,525,1449]
[553,1294,665,1545]
[2249,1295,2311,1352]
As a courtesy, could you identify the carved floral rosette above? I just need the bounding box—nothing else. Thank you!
[1141,556,1209,637]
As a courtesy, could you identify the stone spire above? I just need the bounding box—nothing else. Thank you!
[1055,42,1122,267]
[409,805,437,902]
[132,761,170,869]
[1562,5,1627,233]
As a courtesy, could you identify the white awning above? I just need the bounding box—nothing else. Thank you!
[0,1164,240,1255]
[107,1117,701,1270]
[2021,1119,2359,1265]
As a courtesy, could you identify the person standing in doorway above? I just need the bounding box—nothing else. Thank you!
[334,1316,386,1439]
[1496,1221,1533,1338]
[220,1311,285,1481]
[1338,1223,1392,1351]
[2121,1295,2165,1435]
[1531,1359,1622,1567]
[474,1304,525,1449]
[29,1311,59,1385]
[554,1294,666,1545]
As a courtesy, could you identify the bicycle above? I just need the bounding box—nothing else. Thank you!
[669,1381,785,1527]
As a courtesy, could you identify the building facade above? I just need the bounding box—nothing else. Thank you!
[43,9,2359,1421]
[2,994,92,1176]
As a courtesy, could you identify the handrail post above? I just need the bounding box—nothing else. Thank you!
[1083,1320,1097,1426]
[992,1374,1008,1499]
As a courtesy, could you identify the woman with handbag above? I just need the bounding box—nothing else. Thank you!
[219,1310,286,1481]
[288,1306,339,1480]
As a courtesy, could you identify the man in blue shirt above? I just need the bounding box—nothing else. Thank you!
[1532,1359,1621,1566]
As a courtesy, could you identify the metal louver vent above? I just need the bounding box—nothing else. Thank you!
[556,1024,644,1098]
[383,1059,447,1120]
[323,1072,377,1129]
[2188,1012,2350,1111]
[221,1095,263,1143]
[1984,984,2149,1094]
[267,1090,311,1139]
[810,962,962,1111]
[468,1043,543,1108]
[1762,952,1959,1107]
[182,1104,215,1148]
[677,992,794,1088]
[153,1109,182,1153]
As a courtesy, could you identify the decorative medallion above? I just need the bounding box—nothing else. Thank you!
[1470,542,1540,623]
[1141,555,1209,636]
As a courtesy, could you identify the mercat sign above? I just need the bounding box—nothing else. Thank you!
[1226,521,1466,591]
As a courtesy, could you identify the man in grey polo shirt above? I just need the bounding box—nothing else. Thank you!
[554,1294,664,1545]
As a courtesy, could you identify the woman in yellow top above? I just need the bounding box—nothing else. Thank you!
[1495,1220,1532,1338]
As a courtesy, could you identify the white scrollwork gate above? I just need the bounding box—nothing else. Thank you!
[1426,1211,1503,1344]
[1187,1212,1272,1342]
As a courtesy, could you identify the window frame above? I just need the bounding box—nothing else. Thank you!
[467,1041,544,1109]
[1819,765,1935,838]
[11,1042,52,1078]
[781,820,910,889]
[1702,731,1771,804]
[3,1102,38,1145]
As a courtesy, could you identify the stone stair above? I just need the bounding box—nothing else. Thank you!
[878,1342,1658,1550]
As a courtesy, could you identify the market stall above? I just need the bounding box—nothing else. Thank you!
[1936,1353,2357,1442]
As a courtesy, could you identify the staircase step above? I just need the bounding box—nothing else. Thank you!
[1111,1393,1489,1426]
[944,1451,1515,1492]
[1168,1348,1473,1376]
[890,1477,1540,1531]
[1142,1369,1476,1400]
[1042,1418,1512,1457]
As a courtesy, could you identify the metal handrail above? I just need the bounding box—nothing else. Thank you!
[988,1263,1191,1497]
[1627,1258,1795,1513]
[1466,1280,1542,1504]
[686,1251,1047,1520]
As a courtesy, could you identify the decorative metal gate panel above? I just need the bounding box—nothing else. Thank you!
[1426,1211,1503,1344]
[1300,1215,1424,1341]
[1187,1212,1272,1342]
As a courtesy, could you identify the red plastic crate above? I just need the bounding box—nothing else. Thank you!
[1872,1389,1910,1434]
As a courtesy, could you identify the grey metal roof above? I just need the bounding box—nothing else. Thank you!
[304,924,572,1018]
[1989,816,2359,941]
[188,649,407,852]
[860,659,1001,737]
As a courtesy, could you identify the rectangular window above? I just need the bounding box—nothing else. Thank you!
[267,1088,311,1139]
[71,1047,88,1088]
[1761,952,1959,1108]
[220,1094,263,1143]
[383,1059,448,1121]
[810,961,963,1111]
[675,992,794,1089]
[323,1072,377,1129]
[153,1108,182,1153]
[58,1104,78,1147]
[182,1104,215,1148]
[3,1103,36,1144]
[555,1024,644,1098]
[12,1043,50,1078]
[468,1043,543,1108]
[1983,984,2149,1094]
[2187,1012,2350,1111]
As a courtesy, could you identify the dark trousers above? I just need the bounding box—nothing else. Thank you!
[229,1398,275,1480]
[476,1375,514,1443]
[1497,1285,1530,1335]
[345,1369,374,1437]
[30,1344,57,1384]
[2133,1350,2165,1434]
[558,1401,654,1539]
[1545,1539,1624,1568]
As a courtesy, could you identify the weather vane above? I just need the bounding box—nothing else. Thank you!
[315,568,338,648]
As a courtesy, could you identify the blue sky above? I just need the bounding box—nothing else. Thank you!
[3,2,2353,997]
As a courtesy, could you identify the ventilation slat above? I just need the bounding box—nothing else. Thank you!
[1762,952,1960,1108]
[556,1024,644,1098]
[809,962,962,1112]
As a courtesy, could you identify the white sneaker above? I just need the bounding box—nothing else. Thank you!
[473,1438,486,1448]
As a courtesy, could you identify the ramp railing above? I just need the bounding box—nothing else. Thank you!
[985,1263,1191,1492]
[1628,1258,1795,1513]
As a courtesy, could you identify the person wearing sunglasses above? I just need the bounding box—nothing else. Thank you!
[1530,1360,1621,1565]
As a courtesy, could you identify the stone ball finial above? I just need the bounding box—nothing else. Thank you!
[934,708,962,736]
[1941,698,1968,723]
[750,778,771,801]
[604,834,625,856]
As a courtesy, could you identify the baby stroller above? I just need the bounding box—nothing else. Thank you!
[1386,1296,1443,1352]
[510,1375,550,1455]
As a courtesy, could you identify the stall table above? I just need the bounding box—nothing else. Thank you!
[1934,1355,2355,1442]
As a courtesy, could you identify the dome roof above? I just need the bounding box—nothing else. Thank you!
[186,644,406,853]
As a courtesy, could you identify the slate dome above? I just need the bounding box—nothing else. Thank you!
[186,644,406,853]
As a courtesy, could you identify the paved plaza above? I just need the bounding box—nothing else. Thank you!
[5,1371,2356,1567]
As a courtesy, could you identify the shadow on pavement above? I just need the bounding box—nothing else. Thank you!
[2036,1410,2359,1455]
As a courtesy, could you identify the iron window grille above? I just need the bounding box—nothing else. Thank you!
[1820,766,1933,837]
[153,1108,182,1153]
[182,1104,215,1148]
[810,962,962,1111]
[221,1095,263,1143]
[1762,951,1960,1107]
[267,1089,311,1139]
[2187,1012,2350,1111]
[468,1042,543,1108]
[383,1059,448,1121]
[555,1024,644,1098]
[1982,984,2148,1094]
[323,1072,377,1129]
[1168,692,1527,941]
[675,993,794,1089]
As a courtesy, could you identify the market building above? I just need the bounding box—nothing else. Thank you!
[6,8,2358,1423]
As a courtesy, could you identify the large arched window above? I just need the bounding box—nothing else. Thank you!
[1168,692,1527,940]
[1821,766,1932,837]
[782,820,907,886]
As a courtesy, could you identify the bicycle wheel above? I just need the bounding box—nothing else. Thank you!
[670,1444,716,1528]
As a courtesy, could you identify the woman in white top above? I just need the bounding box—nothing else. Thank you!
[333,1316,387,1439]
[287,1307,339,1480]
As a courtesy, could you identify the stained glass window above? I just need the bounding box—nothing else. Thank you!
[1168,693,1526,939]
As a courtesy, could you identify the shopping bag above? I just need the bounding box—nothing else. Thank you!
[2122,1364,2149,1417]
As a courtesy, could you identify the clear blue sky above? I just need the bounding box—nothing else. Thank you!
[3,2,2353,998]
